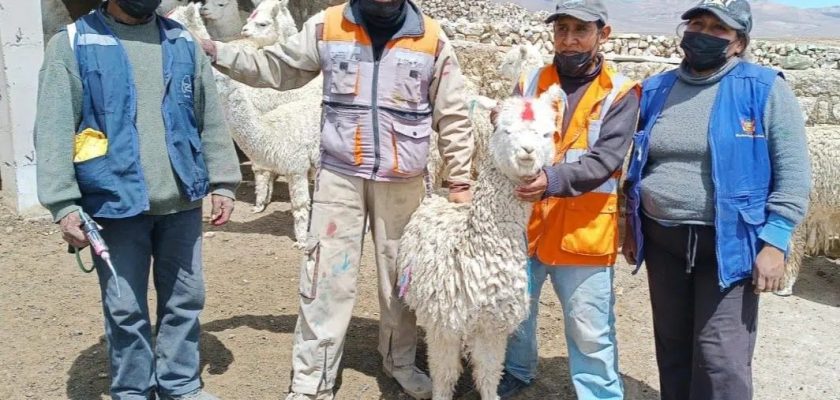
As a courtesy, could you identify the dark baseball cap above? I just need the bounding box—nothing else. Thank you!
[682,0,753,33]
[545,0,608,25]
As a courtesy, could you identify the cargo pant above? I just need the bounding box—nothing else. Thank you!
[291,168,425,394]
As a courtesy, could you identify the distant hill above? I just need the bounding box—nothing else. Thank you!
[496,0,840,38]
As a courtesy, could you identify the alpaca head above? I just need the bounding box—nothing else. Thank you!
[166,3,211,40]
[199,0,236,20]
[490,85,564,184]
[157,0,190,16]
[241,0,294,46]
[498,44,545,81]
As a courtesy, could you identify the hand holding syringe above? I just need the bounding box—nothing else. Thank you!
[68,211,121,297]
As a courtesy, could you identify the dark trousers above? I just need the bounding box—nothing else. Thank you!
[642,215,759,400]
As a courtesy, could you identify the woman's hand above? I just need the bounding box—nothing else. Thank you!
[753,244,785,293]
[622,225,637,265]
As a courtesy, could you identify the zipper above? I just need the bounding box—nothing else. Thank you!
[371,59,382,178]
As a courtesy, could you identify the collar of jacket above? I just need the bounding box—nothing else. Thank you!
[345,0,426,39]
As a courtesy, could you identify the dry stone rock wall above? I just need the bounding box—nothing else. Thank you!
[420,0,840,71]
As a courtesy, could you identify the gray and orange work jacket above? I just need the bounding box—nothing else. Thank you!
[213,1,474,185]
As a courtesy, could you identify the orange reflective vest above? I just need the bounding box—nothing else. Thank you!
[319,4,441,181]
[521,64,639,267]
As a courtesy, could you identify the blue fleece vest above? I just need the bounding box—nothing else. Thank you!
[70,9,208,219]
[626,62,781,288]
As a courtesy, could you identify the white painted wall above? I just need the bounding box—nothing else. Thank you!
[0,0,47,217]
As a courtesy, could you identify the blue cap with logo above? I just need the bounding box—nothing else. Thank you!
[682,0,753,34]
[545,0,608,25]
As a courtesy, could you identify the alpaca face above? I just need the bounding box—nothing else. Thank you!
[157,0,189,16]
[498,44,545,81]
[167,3,211,39]
[199,0,234,20]
[241,0,280,46]
[491,85,562,183]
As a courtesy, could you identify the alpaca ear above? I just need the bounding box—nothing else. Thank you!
[539,84,567,120]
[271,2,280,17]
[519,45,528,58]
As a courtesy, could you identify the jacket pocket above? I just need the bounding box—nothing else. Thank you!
[387,117,433,176]
[74,153,116,196]
[330,59,360,95]
[736,201,767,267]
[394,58,424,103]
[74,128,108,163]
[560,196,619,257]
[299,237,321,300]
[322,107,362,166]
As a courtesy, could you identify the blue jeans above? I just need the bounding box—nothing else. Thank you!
[504,258,623,400]
[92,208,205,400]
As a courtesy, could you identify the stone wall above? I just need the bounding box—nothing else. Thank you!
[454,40,840,126]
[420,0,840,71]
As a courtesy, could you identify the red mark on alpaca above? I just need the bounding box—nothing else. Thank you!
[521,101,535,122]
[326,221,337,238]
[248,10,257,20]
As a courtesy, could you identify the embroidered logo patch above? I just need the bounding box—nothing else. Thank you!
[181,75,193,99]
[736,118,764,138]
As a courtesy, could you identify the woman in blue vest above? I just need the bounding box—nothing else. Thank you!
[622,1,811,399]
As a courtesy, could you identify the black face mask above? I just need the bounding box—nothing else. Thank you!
[554,50,595,77]
[358,0,406,29]
[680,31,732,72]
[114,0,161,19]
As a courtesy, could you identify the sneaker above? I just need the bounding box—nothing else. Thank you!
[383,365,433,399]
[497,371,530,399]
[158,389,220,400]
[284,391,334,400]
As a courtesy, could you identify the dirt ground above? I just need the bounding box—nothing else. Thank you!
[1,172,838,400]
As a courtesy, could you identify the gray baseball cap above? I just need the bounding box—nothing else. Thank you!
[545,0,608,24]
[682,0,753,33]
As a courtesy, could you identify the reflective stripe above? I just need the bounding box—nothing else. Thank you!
[77,33,119,47]
[523,68,542,98]
[67,23,78,51]
[592,177,619,194]
[178,31,194,42]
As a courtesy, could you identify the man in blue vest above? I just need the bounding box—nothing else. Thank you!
[35,0,241,399]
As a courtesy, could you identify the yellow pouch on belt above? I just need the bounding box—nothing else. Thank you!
[73,128,108,163]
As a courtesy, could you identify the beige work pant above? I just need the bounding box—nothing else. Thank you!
[291,168,425,394]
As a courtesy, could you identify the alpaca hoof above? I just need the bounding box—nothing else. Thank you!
[251,204,267,214]
[774,287,793,297]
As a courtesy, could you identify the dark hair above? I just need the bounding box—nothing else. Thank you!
[735,30,750,57]
[596,20,605,29]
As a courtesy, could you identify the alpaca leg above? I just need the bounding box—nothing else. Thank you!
[287,172,311,250]
[467,331,508,400]
[252,166,276,213]
[777,225,806,296]
[426,329,462,400]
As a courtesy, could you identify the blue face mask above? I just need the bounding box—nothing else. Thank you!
[680,31,732,71]
[114,0,161,19]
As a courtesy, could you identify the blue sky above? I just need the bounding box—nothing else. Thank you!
[774,0,839,7]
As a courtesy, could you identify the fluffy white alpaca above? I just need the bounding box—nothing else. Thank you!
[199,0,244,41]
[170,3,321,247]
[157,0,191,16]
[426,44,546,190]
[777,125,840,296]
[241,0,297,47]
[398,86,565,400]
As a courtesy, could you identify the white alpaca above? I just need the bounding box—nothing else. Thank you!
[426,44,545,190]
[398,86,565,400]
[241,0,297,47]
[199,0,244,41]
[157,0,191,16]
[170,3,321,247]
[777,125,840,296]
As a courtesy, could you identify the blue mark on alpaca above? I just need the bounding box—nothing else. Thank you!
[332,253,351,275]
